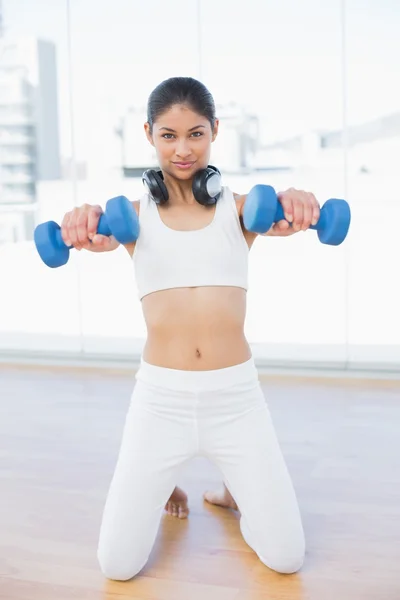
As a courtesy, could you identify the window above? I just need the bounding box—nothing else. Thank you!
[1,0,399,371]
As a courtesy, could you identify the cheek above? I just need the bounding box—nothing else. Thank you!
[200,136,212,155]
[154,140,172,157]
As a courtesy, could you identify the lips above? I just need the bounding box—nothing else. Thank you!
[173,161,195,168]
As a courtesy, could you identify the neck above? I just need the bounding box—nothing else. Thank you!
[162,171,196,205]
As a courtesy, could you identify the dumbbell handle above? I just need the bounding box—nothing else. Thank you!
[55,213,111,249]
[274,203,326,231]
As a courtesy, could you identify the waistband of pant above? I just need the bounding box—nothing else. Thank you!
[135,356,258,392]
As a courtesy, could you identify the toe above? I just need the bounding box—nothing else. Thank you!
[179,506,189,519]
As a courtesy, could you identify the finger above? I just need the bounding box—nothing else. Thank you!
[92,234,111,248]
[272,220,290,233]
[87,205,103,240]
[76,207,91,249]
[291,195,304,232]
[309,192,320,225]
[301,192,313,231]
[278,189,294,223]
[61,212,72,246]
[67,208,82,249]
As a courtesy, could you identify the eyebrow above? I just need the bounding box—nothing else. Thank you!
[159,125,206,132]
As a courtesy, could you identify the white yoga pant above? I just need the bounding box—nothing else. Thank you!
[97,358,305,581]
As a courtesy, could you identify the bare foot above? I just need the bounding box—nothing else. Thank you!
[203,484,238,511]
[165,486,189,519]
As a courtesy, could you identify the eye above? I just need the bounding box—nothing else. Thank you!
[191,131,203,137]
[161,133,174,139]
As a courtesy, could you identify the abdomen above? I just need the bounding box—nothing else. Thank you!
[141,287,251,370]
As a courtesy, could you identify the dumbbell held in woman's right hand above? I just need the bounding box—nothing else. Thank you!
[242,184,351,245]
[34,195,139,268]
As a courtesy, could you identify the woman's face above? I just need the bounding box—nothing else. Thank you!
[145,103,219,180]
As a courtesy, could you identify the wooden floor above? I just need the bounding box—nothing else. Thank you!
[0,365,400,600]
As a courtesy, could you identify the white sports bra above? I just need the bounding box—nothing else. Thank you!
[132,186,249,300]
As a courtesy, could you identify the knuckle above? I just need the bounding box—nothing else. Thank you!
[77,211,88,224]
[293,200,301,209]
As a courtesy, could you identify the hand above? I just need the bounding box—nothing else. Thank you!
[61,204,120,252]
[269,188,320,236]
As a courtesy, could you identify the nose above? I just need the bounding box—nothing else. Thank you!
[175,137,192,159]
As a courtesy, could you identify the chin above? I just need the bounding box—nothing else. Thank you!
[173,168,195,180]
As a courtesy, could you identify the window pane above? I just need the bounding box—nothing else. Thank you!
[0,0,81,356]
[345,0,400,368]
[204,0,348,365]
[68,0,202,357]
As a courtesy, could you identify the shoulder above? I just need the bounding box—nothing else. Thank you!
[131,190,152,217]
[232,191,246,217]
[132,200,140,216]
[232,191,257,248]
[226,187,248,223]
[123,200,141,257]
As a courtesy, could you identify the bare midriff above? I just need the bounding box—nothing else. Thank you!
[141,286,251,370]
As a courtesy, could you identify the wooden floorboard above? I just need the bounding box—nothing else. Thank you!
[1,366,399,599]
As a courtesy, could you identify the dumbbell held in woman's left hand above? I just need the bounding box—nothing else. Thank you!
[242,184,351,245]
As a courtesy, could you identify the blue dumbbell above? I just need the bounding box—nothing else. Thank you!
[242,184,351,245]
[34,195,139,268]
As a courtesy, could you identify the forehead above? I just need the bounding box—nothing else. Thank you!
[154,104,209,130]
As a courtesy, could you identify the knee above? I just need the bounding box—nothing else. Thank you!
[97,548,148,582]
[257,530,306,575]
[259,545,305,575]
[242,520,305,575]
[262,552,304,575]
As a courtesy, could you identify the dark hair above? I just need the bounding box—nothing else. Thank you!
[147,77,216,133]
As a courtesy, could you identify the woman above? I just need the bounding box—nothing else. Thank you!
[61,77,320,581]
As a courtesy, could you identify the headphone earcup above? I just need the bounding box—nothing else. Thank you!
[142,169,169,205]
[192,165,222,206]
